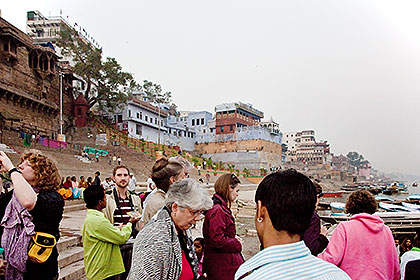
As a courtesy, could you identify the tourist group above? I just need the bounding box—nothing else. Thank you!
[0,149,418,280]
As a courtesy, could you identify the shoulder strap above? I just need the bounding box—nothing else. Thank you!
[127,193,134,210]
[113,188,135,211]
[112,188,121,210]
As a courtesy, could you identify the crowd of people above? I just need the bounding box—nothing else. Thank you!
[57,170,138,201]
[0,149,420,279]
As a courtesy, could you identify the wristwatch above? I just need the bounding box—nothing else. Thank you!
[8,167,21,176]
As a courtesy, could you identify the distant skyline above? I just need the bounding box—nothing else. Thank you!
[2,1,420,177]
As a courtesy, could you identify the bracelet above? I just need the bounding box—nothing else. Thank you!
[8,168,21,176]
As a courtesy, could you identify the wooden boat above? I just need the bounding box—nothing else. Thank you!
[407,194,420,201]
[401,202,420,211]
[379,202,413,212]
[331,212,348,217]
[330,202,345,211]
[341,185,359,191]
[375,196,395,202]
[323,191,343,198]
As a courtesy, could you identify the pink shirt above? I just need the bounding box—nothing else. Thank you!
[179,250,194,280]
[319,213,400,280]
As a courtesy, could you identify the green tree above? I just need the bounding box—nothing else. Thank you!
[142,80,178,115]
[346,151,369,168]
[57,28,137,110]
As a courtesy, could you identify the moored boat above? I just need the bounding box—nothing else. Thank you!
[401,202,420,211]
[407,194,420,200]
[375,195,395,202]
[323,191,343,198]
[379,202,413,212]
[330,202,345,211]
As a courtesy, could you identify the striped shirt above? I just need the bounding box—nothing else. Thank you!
[235,241,351,280]
[113,196,132,226]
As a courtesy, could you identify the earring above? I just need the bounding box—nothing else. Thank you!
[257,217,263,223]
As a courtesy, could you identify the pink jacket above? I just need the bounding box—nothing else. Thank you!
[319,213,400,280]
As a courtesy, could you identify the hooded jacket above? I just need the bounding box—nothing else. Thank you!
[319,213,400,280]
[202,194,243,280]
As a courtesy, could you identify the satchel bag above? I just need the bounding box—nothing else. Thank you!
[27,232,56,263]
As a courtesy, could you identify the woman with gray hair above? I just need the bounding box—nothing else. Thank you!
[129,178,212,280]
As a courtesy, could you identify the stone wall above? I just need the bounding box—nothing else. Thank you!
[0,17,73,136]
[195,139,282,170]
[195,139,282,155]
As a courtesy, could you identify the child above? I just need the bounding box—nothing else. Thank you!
[194,237,205,276]
[82,185,134,280]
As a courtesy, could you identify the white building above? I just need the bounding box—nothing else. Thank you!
[113,97,168,143]
[164,110,213,150]
[283,130,330,163]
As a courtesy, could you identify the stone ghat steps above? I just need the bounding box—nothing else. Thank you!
[64,202,86,213]
[58,201,86,280]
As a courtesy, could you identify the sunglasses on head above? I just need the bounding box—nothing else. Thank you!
[230,173,240,185]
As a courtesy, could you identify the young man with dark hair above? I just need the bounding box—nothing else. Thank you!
[103,165,142,280]
[93,171,101,187]
[82,185,134,280]
[235,169,350,280]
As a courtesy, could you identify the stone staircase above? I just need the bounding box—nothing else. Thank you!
[58,200,86,280]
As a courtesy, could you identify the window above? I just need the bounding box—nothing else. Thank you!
[201,118,204,125]
[203,129,206,133]
[137,112,140,119]
[230,125,233,131]
[184,131,186,137]
[155,118,157,125]
[196,119,199,125]
[3,41,9,52]
[128,110,131,118]
[192,119,195,126]
[150,118,153,124]
[161,120,163,126]
[140,112,143,119]
[145,116,148,122]
[221,126,224,132]
[117,115,123,123]
[136,124,142,135]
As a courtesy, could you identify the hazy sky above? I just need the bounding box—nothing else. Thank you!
[2,1,420,176]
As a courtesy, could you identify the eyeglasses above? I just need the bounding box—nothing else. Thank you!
[180,206,204,218]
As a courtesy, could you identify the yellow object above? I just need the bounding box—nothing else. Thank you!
[58,188,73,199]
[28,232,56,263]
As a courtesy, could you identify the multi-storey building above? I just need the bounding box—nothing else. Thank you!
[113,95,168,143]
[26,10,98,96]
[261,118,280,135]
[0,16,73,136]
[215,102,264,134]
[284,130,330,164]
[165,111,212,150]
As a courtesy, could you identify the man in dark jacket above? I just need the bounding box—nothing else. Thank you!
[93,171,101,187]
[302,181,329,255]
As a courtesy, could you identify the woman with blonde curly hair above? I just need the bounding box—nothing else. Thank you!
[0,149,64,280]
